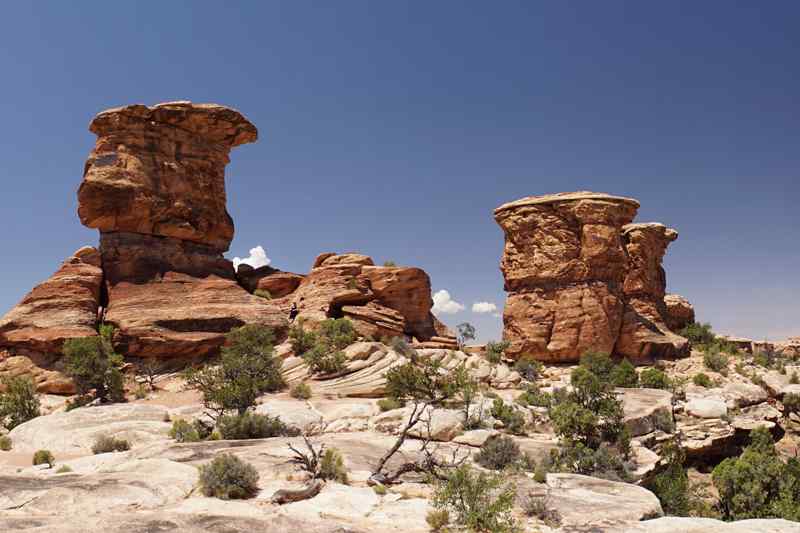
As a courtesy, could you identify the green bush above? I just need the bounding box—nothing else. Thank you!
[199,454,259,500]
[62,324,125,403]
[383,260,397,267]
[516,383,552,408]
[693,373,712,388]
[55,465,73,474]
[91,434,130,454]
[290,382,312,400]
[679,322,716,347]
[522,491,561,526]
[319,447,348,484]
[610,359,639,388]
[387,336,416,358]
[640,368,672,390]
[783,393,800,415]
[372,484,387,495]
[490,398,526,435]
[579,351,616,383]
[425,509,450,532]
[169,419,201,443]
[294,318,356,375]
[432,464,517,533]
[475,435,521,470]
[0,435,11,451]
[645,439,689,516]
[514,356,543,382]
[377,397,403,412]
[217,412,295,440]
[712,426,800,521]
[183,325,284,416]
[790,372,799,385]
[704,348,729,374]
[253,289,271,299]
[32,449,54,467]
[0,375,40,429]
[486,341,510,364]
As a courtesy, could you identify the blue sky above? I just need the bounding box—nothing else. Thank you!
[1,1,798,342]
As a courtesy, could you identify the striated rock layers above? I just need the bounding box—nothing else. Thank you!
[495,192,690,363]
[0,101,455,390]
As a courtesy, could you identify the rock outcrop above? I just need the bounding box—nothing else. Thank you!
[494,192,639,361]
[616,223,689,362]
[663,293,695,332]
[0,247,104,391]
[495,192,690,362]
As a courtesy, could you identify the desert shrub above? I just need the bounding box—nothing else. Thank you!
[0,435,11,451]
[485,341,510,364]
[783,393,800,415]
[490,398,526,435]
[377,397,403,412]
[253,289,271,299]
[548,364,629,480]
[534,463,548,483]
[432,464,517,533]
[640,368,672,390]
[319,447,348,484]
[579,351,616,383]
[790,372,799,385]
[62,324,125,403]
[516,383,552,408]
[32,449,54,467]
[653,409,676,433]
[754,351,771,368]
[514,356,543,382]
[425,509,450,532]
[712,426,800,521]
[372,484,387,495]
[300,318,356,375]
[610,359,639,388]
[388,336,416,357]
[133,383,148,399]
[288,319,317,355]
[704,348,730,374]
[679,322,716,347]
[55,465,73,473]
[169,419,201,443]
[91,434,130,454]
[645,439,689,516]
[65,394,93,412]
[217,412,295,440]
[693,373,712,388]
[383,260,397,267]
[199,453,259,499]
[290,382,312,400]
[475,435,521,470]
[522,491,561,526]
[184,324,284,417]
[0,375,40,429]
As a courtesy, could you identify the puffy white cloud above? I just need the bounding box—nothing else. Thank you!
[432,289,465,315]
[233,245,271,271]
[471,301,498,314]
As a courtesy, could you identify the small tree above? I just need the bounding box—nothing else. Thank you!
[62,324,124,403]
[645,438,689,516]
[456,323,476,348]
[485,341,510,364]
[183,325,284,420]
[432,464,517,533]
[0,375,40,429]
[294,318,356,375]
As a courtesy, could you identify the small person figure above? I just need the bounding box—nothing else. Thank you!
[289,303,299,322]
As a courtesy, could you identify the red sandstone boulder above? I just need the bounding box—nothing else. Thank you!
[494,192,639,361]
[359,266,436,340]
[236,264,304,298]
[663,293,695,332]
[0,246,103,392]
[78,101,257,252]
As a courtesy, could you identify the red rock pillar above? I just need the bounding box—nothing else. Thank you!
[494,192,639,362]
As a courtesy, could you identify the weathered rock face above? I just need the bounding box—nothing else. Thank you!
[78,101,257,252]
[0,247,104,392]
[664,293,695,332]
[291,253,451,344]
[494,192,639,361]
[235,264,304,298]
[496,192,691,363]
[615,224,689,362]
[100,232,288,359]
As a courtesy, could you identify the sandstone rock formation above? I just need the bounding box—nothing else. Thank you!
[495,192,690,362]
[236,264,304,298]
[616,223,689,361]
[663,293,695,332]
[494,192,639,361]
[0,247,104,392]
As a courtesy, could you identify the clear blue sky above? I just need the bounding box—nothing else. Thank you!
[1,1,798,343]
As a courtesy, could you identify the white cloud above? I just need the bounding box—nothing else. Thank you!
[233,245,271,271]
[432,290,465,315]
[472,301,498,314]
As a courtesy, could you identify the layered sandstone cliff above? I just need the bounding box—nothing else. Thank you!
[495,192,690,363]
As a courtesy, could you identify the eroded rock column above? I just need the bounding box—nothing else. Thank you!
[615,223,689,361]
[494,192,639,362]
